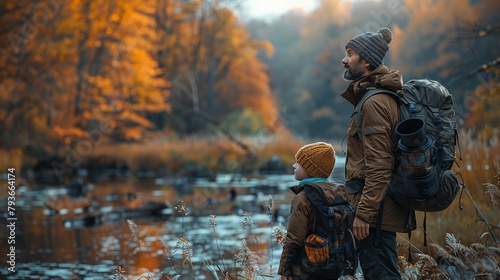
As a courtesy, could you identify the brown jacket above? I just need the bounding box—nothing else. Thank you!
[278,182,346,277]
[341,65,413,233]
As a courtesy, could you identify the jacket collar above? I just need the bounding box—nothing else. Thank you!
[341,65,403,107]
[289,185,304,195]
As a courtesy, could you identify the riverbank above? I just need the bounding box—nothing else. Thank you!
[8,133,344,187]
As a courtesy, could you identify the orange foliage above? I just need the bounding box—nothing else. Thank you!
[219,50,279,130]
[1,0,281,158]
[391,0,484,78]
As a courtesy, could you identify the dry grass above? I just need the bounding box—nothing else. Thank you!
[89,130,305,175]
[404,231,500,280]
[394,129,500,280]
[116,196,283,279]
[117,179,500,279]
[117,197,500,280]
[113,129,500,279]
[408,129,500,250]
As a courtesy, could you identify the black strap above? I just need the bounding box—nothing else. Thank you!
[354,87,399,140]
[328,206,336,255]
[345,179,364,193]
[328,206,334,230]
[423,212,428,247]
[374,201,384,248]
[406,210,429,262]
[406,211,413,262]
[304,183,338,239]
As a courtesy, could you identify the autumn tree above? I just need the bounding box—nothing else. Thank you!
[0,0,61,157]
[457,23,500,138]
[246,0,499,140]
[0,0,281,165]
[155,0,278,136]
[1,0,171,159]
[55,0,169,143]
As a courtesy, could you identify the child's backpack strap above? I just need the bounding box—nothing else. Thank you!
[304,183,333,238]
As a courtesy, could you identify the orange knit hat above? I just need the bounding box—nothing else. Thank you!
[295,142,335,178]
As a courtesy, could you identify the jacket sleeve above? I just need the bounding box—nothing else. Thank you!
[278,194,310,275]
[356,94,398,224]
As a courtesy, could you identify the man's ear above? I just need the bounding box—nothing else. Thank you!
[364,60,371,69]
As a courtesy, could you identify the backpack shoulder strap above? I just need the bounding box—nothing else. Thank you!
[304,183,333,238]
[304,183,328,212]
[354,87,398,140]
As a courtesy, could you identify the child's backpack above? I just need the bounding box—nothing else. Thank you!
[354,79,461,213]
[301,182,358,279]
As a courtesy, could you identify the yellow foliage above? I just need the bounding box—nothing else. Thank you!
[0,0,278,153]
[52,125,88,138]
[218,49,279,130]
[0,149,23,172]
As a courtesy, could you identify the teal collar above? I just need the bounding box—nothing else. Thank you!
[299,177,328,186]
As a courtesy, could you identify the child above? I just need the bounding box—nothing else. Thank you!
[278,142,337,279]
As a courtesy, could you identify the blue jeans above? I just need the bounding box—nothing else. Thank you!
[358,228,401,280]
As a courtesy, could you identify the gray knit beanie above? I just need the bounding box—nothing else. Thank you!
[345,27,393,68]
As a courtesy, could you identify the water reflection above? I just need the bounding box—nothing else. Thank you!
[0,166,345,279]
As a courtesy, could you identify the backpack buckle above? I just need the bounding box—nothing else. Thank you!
[433,112,443,130]
[409,102,417,114]
[328,207,334,217]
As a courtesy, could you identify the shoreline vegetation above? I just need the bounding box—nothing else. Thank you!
[116,188,499,279]
[6,129,344,185]
[2,128,499,279]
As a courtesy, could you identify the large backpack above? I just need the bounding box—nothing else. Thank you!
[301,182,358,279]
[354,79,461,212]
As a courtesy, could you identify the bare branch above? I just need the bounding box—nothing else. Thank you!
[449,57,500,84]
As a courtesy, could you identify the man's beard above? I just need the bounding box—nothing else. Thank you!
[343,61,365,81]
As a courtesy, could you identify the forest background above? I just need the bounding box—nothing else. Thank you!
[0,0,499,271]
[0,0,498,178]
[0,0,498,175]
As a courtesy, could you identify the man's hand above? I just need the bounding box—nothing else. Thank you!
[281,276,293,280]
[353,217,370,240]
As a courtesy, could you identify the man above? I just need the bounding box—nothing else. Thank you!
[340,27,414,279]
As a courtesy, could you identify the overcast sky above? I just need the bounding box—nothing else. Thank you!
[238,0,319,21]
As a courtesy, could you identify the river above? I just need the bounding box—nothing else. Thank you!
[0,161,345,280]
